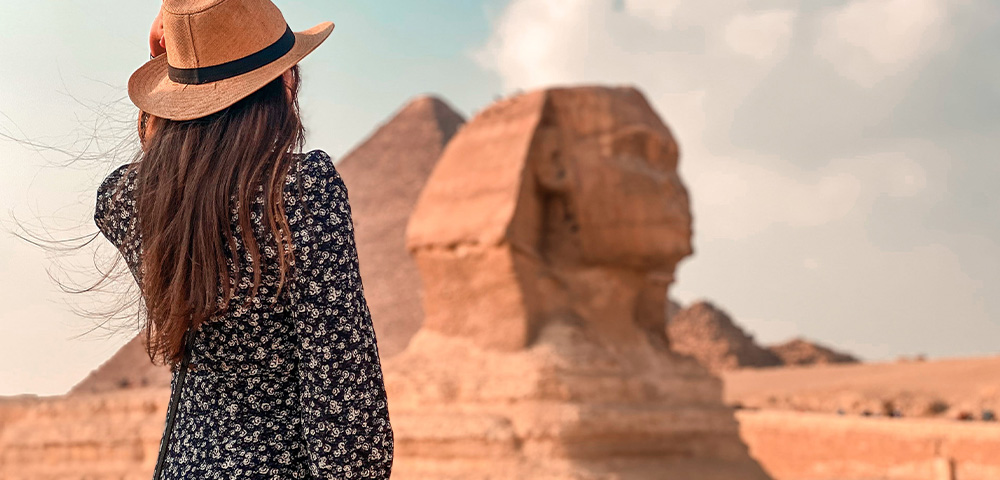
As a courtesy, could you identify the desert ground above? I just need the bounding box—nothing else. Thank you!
[725,355,1000,419]
[718,356,1000,479]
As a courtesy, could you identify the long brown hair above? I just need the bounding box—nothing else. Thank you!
[133,65,304,365]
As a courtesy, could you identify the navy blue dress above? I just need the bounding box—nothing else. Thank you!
[95,149,393,479]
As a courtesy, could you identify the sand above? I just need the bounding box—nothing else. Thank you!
[724,355,1000,418]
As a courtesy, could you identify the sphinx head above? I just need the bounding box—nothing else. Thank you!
[528,88,692,271]
[407,87,693,351]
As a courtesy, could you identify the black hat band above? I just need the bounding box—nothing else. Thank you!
[167,25,296,85]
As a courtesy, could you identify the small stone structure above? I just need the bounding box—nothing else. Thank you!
[666,301,859,373]
[667,300,783,373]
[384,86,770,479]
[767,338,859,366]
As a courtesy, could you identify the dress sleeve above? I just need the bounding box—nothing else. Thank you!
[94,163,134,249]
[286,150,394,479]
[94,163,144,283]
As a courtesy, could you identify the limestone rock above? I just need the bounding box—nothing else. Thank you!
[666,297,682,323]
[388,86,770,479]
[0,389,168,479]
[767,338,859,366]
[738,410,1000,480]
[667,300,783,373]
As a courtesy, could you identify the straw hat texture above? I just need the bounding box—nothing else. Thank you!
[128,0,333,121]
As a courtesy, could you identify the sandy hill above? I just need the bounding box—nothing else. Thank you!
[70,96,465,395]
[767,337,858,366]
[667,300,783,373]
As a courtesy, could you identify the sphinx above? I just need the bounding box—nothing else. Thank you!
[384,86,770,479]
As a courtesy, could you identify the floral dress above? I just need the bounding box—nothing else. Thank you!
[94,149,394,479]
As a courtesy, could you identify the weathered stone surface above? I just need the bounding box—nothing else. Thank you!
[8,390,1000,480]
[388,86,770,479]
[666,297,682,323]
[665,300,860,373]
[738,410,1000,480]
[667,300,783,373]
[767,338,859,366]
[0,389,168,480]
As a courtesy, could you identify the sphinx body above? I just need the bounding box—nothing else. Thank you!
[384,86,770,479]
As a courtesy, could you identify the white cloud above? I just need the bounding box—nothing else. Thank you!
[724,10,797,62]
[475,0,596,89]
[477,0,941,241]
[683,150,928,240]
[873,151,929,198]
[475,0,999,359]
[815,0,951,87]
[686,156,863,240]
[622,0,684,26]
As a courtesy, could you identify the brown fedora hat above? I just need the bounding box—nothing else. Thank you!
[128,0,334,121]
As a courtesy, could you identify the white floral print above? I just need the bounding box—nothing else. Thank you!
[95,149,393,479]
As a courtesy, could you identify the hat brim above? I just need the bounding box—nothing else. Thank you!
[128,22,334,121]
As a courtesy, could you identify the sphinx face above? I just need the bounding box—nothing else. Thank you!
[535,96,694,273]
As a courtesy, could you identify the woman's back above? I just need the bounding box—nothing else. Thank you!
[95,149,393,479]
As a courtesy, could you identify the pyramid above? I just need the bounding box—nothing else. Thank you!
[71,96,465,394]
[69,335,170,395]
[667,300,783,373]
[335,95,466,356]
[767,337,859,366]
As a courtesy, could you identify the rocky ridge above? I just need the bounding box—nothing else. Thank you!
[666,299,859,373]
[666,300,783,373]
[767,337,859,366]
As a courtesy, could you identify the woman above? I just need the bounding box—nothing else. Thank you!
[94,0,393,478]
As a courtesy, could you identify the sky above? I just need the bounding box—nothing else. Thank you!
[1,0,997,396]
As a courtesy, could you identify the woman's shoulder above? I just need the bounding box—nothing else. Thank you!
[97,163,136,195]
[291,149,338,181]
[94,162,139,244]
[287,149,347,196]
[284,149,354,225]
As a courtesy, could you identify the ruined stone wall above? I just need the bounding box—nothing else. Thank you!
[6,393,1000,480]
[0,389,167,480]
[738,410,1000,480]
